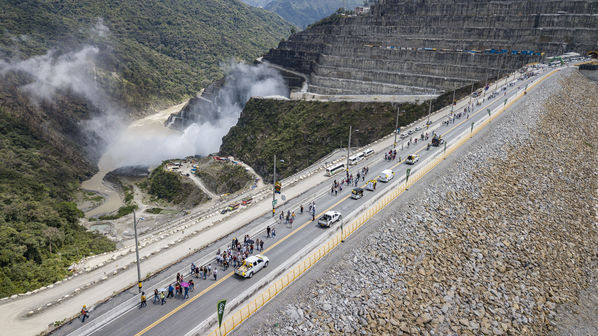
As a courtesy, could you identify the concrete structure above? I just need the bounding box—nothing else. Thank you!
[264,0,598,95]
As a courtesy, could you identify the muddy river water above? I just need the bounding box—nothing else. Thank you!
[80,101,188,217]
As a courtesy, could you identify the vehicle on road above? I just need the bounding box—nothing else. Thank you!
[221,203,241,214]
[349,152,365,165]
[366,179,377,191]
[235,255,269,278]
[363,148,375,157]
[415,126,422,131]
[318,211,342,227]
[241,197,253,205]
[406,154,419,165]
[379,169,395,182]
[326,163,346,176]
[431,135,444,146]
[351,188,364,199]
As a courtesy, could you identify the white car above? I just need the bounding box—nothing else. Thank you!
[415,126,422,131]
[406,154,419,165]
[379,169,395,182]
[318,211,342,227]
[235,254,269,278]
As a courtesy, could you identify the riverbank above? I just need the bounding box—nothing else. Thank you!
[79,100,189,218]
[236,68,598,335]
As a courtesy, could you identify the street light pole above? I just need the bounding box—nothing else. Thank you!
[272,154,276,216]
[346,126,352,178]
[393,107,399,148]
[133,210,142,292]
[483,71,488,97]
[427,97,432,126]
[450,85,456,113]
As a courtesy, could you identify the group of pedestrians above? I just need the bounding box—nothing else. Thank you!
[385,149,398,161]
[278,210,296,225]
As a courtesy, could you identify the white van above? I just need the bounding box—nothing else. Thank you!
[363,148,375,157]
[379,169,394,182]
[349,152,365,165]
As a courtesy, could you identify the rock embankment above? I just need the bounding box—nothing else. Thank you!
[240,68,598,335]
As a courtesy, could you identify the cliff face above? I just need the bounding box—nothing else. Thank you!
[264,0,598,94]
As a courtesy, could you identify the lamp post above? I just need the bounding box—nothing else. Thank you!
[133,210,143,292]
[272,154,276,216]
[393,107,399,148]
[426,96,432,127]
[450,85,456,113]
[346,126,352,178]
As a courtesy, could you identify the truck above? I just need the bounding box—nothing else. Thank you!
[235,255,269,278]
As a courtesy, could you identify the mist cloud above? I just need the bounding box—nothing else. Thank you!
[1,31,287,171]
[102,61,288,169]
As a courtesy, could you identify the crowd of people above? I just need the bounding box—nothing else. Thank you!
[330,166,371,195]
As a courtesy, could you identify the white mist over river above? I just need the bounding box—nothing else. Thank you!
[82,61,288,216]
[1,42,288,216]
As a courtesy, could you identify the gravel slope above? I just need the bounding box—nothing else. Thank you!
[234,68,598,335]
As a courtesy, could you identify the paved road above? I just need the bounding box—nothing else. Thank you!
[54,69,547,336]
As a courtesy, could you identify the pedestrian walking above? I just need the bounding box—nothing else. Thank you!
[260,240,264,251]
[189,279,195,292]
[272,228,276,238]
[160,291,166,305]
[153,289,159,304]
[300,205,303,214]
[213,268,218,281]
[167,284,174,298]
[139,292,147,308]
[80,305,89,322]
[183,286,189,299]
[266,226,271,238]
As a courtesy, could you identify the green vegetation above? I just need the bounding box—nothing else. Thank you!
[145,208,164,214]
[0,0,295,111]
[196,161,254,194]
[263,0,363,28]
[0,110,115,298]
[146,164,208,208]
[220,99,428,180]
[98,205,138,221]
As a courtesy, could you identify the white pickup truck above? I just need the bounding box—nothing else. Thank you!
[318,211,342,227]
[235,255,269,278]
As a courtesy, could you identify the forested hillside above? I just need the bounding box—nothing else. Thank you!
[264,0,364,28]
[0,0,294,111]
[0,0,293,297]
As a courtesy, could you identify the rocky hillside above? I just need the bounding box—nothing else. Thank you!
[264,0,598,95]
[238,68,598,335]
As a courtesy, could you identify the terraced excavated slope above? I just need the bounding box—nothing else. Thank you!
[264,0,598,95]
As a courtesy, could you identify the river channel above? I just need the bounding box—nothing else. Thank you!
[81,101,189,217]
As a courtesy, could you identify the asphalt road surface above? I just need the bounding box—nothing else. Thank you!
[54,70,547,336]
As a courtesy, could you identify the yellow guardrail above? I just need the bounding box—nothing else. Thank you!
[208,69,558,336]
